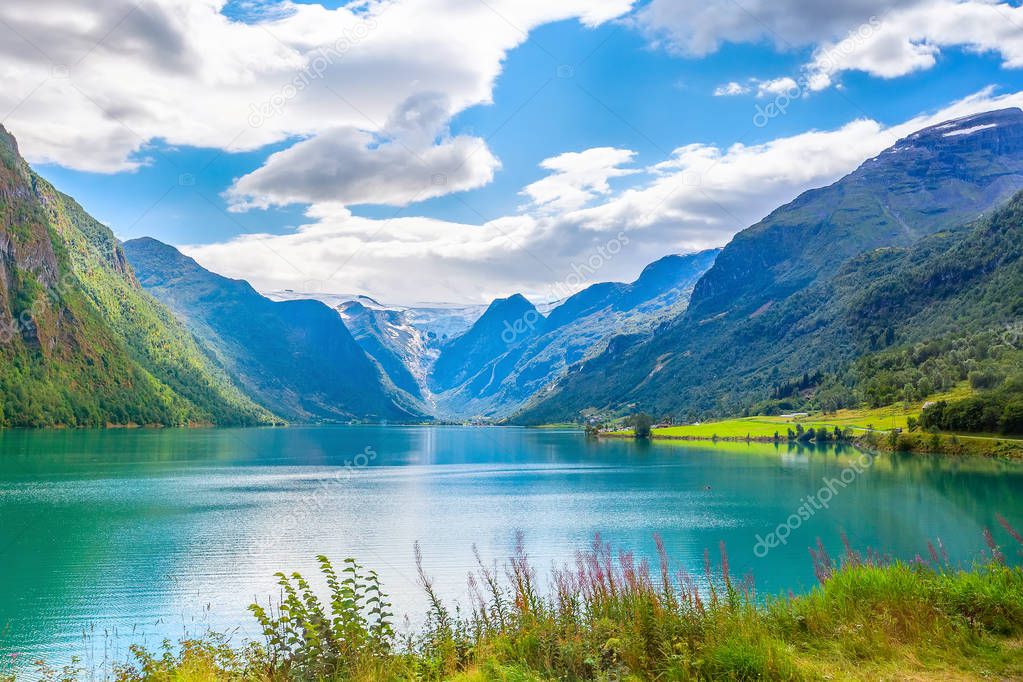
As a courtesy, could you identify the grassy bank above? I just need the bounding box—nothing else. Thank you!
[602,423,1023,458]
[597,386,1023,458]
[649,393,959,439]
[25,525,1023,681]
[857,429,1023,458]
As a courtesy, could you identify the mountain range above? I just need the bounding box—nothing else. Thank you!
[331,249,719,419]
[3,108,1023,427]
[426,250,720,418]
[122,238,422,422]
[514,108,1023,423]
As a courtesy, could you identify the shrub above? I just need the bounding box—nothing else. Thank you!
[248,556,394,678]
[1001,399,1023,435]
[969,368,1005,390]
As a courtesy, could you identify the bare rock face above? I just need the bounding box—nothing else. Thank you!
[0,125,62,349]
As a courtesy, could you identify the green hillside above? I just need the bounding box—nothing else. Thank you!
[0,124,274,427]
[123,237,424,422]
[515,109,1023,425]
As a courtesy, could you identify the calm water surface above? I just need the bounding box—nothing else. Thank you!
[1,425,1022,674]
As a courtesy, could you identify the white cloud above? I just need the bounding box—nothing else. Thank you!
[635,0,1023,91]
[8,0,1023,305]
[226,92,501,210]
[714,77,800,98]
[713,81,750,96]
[755,77,800,97]
[521,147,640,213]
[0,0,634,191]
[806,1,1023,89]
[632,0,916,56]
[184,88,1023,304]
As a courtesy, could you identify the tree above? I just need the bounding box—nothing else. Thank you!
[1001,399,1023,435]
[630,413,653,439]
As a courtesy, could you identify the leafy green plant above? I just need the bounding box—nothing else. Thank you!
[249,556,394,678]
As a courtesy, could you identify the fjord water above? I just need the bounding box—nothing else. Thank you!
[1,426,1022,672]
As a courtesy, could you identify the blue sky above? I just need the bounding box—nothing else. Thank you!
[6,0,1023,302]
[40,18,1023,241]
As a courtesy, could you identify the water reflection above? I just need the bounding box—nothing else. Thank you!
[1,426,1021,674]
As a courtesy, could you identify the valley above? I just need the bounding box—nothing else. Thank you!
[5,109,1023,437]
[6,3,1023,679]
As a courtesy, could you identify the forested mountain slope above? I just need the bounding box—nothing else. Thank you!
[515,109,1023,423]
[124,238,424,422]
[0,125,272,427]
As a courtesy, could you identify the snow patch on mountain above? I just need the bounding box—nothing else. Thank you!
[943,123,998,137]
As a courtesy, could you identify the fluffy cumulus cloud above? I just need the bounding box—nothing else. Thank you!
[226,92,501,210]
[632,0,918,56]
[636,0,1023,91]
[756,77,800,97]
[806,0,1023,89]
[521,147,640,213]
[185,88,1023,304]
[0,0,633,185]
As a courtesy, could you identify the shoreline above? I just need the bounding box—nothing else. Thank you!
[597,429,1023,459]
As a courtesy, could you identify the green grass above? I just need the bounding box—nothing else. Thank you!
[29,524,1023,682]
[652,401,927,439]
[642,384,1023,448]
[653,417,854,439]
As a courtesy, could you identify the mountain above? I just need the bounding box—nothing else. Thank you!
[338,300,433,400]
[265,290,487,344]
[690,185,1023,417]
[514,108,1023,423]
[430,294,542,395]
[427,250,719,418]
[546,251,720,329]
[689,108,1023,322]
[0,125,273,427]
[123,238,424,422]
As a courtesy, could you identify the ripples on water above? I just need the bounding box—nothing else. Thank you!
[1,425,1021,674]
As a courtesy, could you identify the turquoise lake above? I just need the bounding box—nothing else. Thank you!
[1,425,1022,674]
